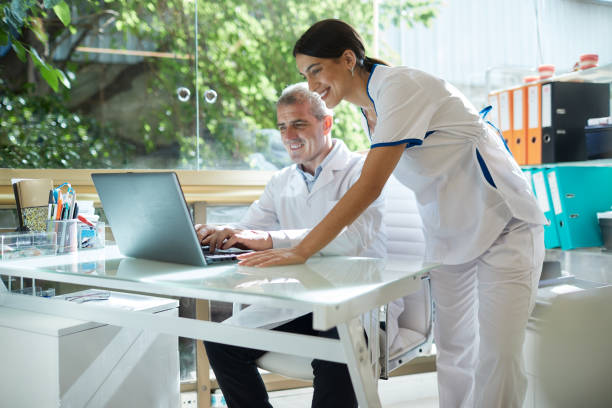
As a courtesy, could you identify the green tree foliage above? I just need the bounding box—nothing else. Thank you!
[0,0,440,169]
[0,79,136,168]
[2,0,72,92]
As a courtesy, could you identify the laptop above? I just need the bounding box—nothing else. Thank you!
[92,172,252,266]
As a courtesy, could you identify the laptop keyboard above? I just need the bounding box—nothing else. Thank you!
[201,245,253,263]
[203,253,239,263]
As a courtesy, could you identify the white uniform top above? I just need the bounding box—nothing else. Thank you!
[224,139,392,334]
[363,65,546,265]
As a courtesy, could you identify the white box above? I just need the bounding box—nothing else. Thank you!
[0,291,180,408]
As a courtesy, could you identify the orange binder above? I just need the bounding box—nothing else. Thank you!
[512,86,528,165]
[526,82,542,164]
[498,89,514,156]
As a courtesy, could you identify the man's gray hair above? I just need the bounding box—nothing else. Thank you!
[277,82,332,121]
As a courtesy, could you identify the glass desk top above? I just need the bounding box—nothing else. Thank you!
[0,246,435,313]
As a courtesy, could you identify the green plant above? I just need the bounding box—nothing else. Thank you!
[0,79,136,168]
[1,0,441,169]
[2,0,72,92]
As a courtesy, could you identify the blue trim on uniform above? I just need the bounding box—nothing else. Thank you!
[366,64,379,116]
[479,105,492,118]
[360,108,372,141]
[424,130,435,138]
[371,138,423,149]
[476,148,497,188]
[479,105,512,156]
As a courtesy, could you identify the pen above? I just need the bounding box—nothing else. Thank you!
[68,191,77,219]
[47,190,54,220]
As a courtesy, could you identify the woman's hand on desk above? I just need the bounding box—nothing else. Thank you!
[237,247,308,267]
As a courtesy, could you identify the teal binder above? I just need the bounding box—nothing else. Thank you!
[545,166,612,250]
[531,168,561,248]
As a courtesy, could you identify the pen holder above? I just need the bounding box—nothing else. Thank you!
[78,221,105,249]
[47,219,78,254]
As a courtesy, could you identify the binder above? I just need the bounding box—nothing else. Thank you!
[540,82,610,163]
[512,86,527,165]
[545,166,612,249]
[526,82,542,165]
[498,89,514,156]
[531,168,561,248]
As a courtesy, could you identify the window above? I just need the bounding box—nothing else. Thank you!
[5,1,427,170]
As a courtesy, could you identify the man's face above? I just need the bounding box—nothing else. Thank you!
[276,101,332,174]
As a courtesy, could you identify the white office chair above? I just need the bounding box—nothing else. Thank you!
[234,174,434,381]
[378,174,434,378]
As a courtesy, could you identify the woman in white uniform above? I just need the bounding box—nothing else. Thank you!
[239,19,546,408]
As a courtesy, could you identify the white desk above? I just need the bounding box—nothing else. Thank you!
[0,246,435,408]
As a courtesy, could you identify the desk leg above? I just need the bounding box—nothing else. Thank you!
[337,318,382,408]
[196,299,211,408]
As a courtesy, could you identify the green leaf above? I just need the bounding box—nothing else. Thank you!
[30,18,49,43]
[29,48,59,92]
[53,1,71,27]
[39,65,59,92]
[11,41,27,62]
[28,47,46,68]
[43,0,62,8]
[0,31,8,46]
[9,0,28,23]
[55,69,71,89]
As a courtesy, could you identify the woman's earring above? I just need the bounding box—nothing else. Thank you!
[351,66,355,77]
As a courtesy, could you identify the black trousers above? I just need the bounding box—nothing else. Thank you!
[204,313,357,408]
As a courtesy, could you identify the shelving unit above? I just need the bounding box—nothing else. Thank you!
[490,62,612,94]
[552,63,612,84]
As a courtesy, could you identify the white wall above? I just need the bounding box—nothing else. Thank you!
[381,0,612,107]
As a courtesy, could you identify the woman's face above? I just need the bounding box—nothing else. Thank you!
[296,53,352,109]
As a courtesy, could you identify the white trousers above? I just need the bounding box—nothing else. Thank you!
[430,219,544,408]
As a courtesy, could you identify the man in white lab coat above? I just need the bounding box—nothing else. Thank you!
[197,83,386,408]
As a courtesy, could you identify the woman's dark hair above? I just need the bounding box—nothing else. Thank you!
[293,19,388,72]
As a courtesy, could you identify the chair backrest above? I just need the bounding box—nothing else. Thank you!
[383,174,425,259]
[383,174,429,335]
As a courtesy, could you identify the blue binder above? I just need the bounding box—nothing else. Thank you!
[521,168,534,192]
[530,168,561,248]
[545,165,612,249]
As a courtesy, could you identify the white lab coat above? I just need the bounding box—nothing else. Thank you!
[224,139,391,332]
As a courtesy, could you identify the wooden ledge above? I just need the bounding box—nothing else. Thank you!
[0,169,274,206]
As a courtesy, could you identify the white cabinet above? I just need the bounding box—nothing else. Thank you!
[0,291,180,408]
[522,250,612,408]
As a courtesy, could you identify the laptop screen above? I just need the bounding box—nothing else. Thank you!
[92,172,209,266]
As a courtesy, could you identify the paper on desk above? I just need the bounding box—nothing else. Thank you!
[538,284,585,303]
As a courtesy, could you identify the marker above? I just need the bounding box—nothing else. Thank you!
[78,214,95,227]
[47,190,54,220]
[55,194,63,220]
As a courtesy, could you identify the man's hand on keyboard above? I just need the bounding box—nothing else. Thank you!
[222,230,273,251]
[195,224,272,252]
[195,224,237,252]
